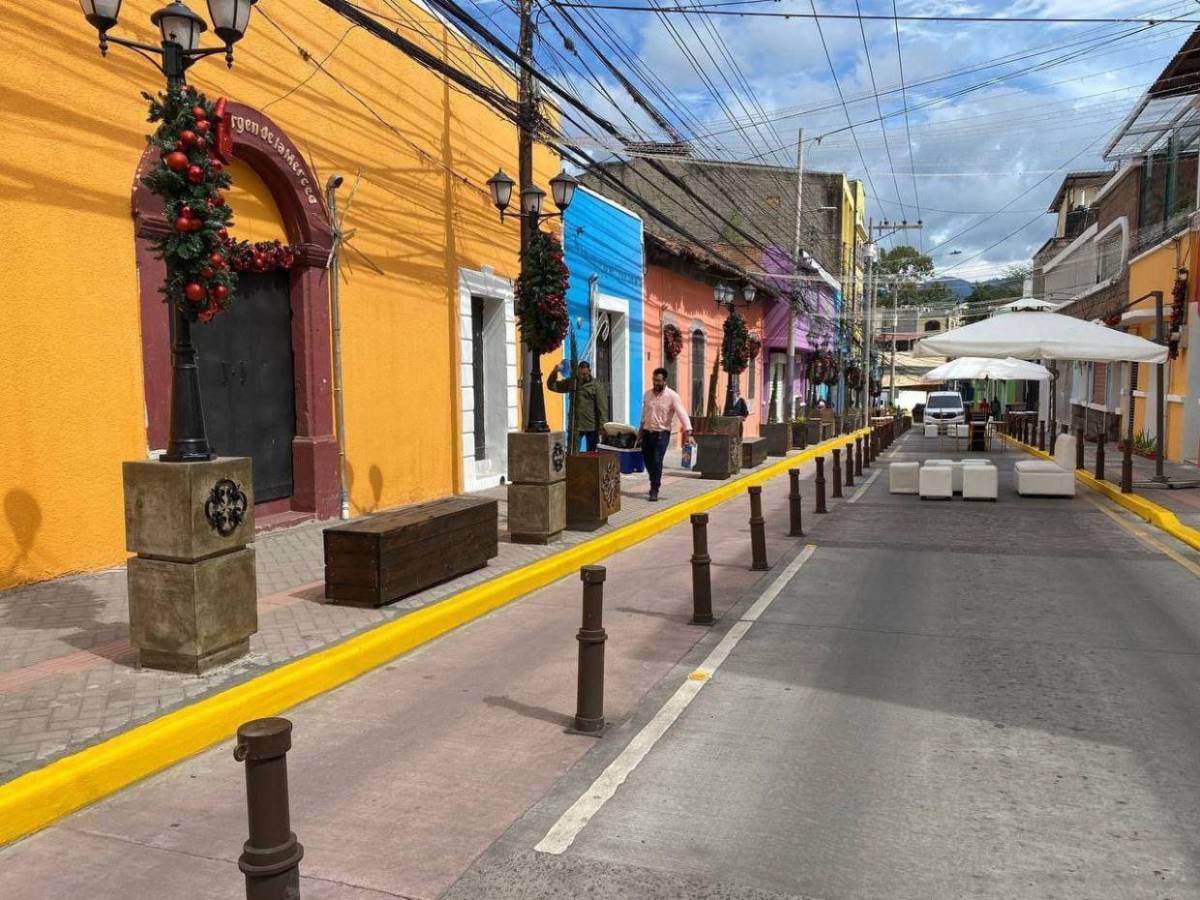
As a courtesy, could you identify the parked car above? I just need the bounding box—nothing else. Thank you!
[912,402,926,423]
[925,391,966,425]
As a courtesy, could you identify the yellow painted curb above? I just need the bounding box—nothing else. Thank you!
[0,428,874,846]
[1003,434,1200,553]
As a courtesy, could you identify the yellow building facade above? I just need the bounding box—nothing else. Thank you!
[0,0,561,589]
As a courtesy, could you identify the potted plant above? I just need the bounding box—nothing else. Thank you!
[694,355,742,479]
[761,367,791,456]
[562,328,620,531]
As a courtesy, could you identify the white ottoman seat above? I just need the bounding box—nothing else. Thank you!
[962,464,998,501]
[919,465,952,499]
[889,461,919,494]
[1016,434,1076,497]
[926,459,964,493]
[924,423,939,438]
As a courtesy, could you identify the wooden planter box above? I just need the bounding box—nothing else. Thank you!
[566,452,621,531]
[805,420,824,446]
[791,421,808,450]
[761,422,792,456]
[694,432,740,480]
[324,496,498,607]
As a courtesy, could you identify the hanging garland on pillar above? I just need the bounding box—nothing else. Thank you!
[225,238,301,273]
[746,334,762,360]
[515,230,570,354]
[142,87,235,323]
[721,311,751,373]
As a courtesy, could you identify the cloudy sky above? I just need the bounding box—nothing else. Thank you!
[464,0,1199,282]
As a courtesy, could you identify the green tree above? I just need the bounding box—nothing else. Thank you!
[877,245,936,308]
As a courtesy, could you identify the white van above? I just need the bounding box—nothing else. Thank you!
[925,391,966,426]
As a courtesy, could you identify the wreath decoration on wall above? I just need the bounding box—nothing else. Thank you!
[142,87,235,323]
[663,323,684,361]
[515,229,570,355]
[746,335,762,360]
[721,311,751,374]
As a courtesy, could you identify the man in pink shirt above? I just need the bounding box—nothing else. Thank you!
[639,367,693,501]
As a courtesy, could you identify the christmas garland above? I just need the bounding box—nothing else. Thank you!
[746,335,762,360]
[808,350,837,385]
[663,323,684,360]
[142,87,235,323]
[226,238,300,273]
[1169,269,1187,359]
[845,364,864,390]
[721,311,751,374]
[515,230,570,355]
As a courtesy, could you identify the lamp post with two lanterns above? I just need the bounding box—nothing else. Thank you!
[713,281,757,416]
[486,166,578,434]
[76,0,260,462]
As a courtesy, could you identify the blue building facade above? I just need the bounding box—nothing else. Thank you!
[561,187,645,436]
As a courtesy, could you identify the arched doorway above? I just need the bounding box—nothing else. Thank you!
[131,103,338,521]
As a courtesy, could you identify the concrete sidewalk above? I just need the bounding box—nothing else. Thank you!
[1075,439,1200,528]
[0,442,833,785]
[0,450,865,899]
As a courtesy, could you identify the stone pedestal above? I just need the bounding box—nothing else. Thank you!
[507,431,566,543]
[123,457,257,673]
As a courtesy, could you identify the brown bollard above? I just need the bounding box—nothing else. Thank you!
[831,449,844,499]
[855,436,864,474]
[844,442,855,488]
[689,514,714,625]
[748,486,769,571]
[1121,437,1134,494]
[815,457,828,514]
[235,718,304,900]
[787,468,804,536]
[573,566,607,734]
[1095,435,1106,482]
[1075,427,1085,470]
[1038,421,1046,452]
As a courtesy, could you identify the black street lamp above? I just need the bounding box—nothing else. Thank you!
[714,282,756,415]
[77,0,258,461]
[487,167,578,433]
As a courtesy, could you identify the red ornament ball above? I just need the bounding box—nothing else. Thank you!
[187,165,204,184]
[210,284,229,301]
[195,119,210,135]
[174,217,191,232]
[165,151,188,172]
[199,267,214,280]
[180,206,192,218]
[218,227,229,239]
[184,283,205,303]
[210,252,225,268]
[179,130,197,147]
[191,106,207,119]
[211,191,225,205]
[189,218,203,232]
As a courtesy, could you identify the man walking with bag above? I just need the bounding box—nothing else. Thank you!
[639,367,692,502]
[548,360,608,452]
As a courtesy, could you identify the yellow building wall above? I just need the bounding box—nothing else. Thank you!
[1126,237,1191,462]
[0,0,560,589]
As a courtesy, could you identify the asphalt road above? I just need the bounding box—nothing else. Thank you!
[445,434,1200,899]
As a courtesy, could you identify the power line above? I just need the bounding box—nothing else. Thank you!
[891,0,921,250]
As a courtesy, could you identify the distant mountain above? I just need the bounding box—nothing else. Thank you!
[934,277,973,299]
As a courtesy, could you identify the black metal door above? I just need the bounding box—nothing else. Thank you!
[595,313,614,420]
[194,270,296,502]
[470,295,487,461]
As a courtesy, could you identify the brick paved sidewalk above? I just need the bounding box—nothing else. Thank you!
[0,447,826,783]
[1068,441,1200,528]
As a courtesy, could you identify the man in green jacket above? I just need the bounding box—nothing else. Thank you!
[548,360,609,451]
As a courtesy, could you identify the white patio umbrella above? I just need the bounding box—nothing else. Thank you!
[924,356,1051,382]
[914,311,1168,363]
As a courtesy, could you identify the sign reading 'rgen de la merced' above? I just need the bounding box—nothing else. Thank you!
[227,110,321,207]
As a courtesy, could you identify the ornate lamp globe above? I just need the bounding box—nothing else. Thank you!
[520,184,545,219]
[151,1,207,51]
[742,284,757,304]
[549,170,578,211]
[79,0,124,33]
[487,169,515,213]
[206,0,258,44]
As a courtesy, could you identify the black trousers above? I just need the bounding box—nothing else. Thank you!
[640,430,671,491]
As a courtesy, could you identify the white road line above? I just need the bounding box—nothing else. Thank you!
[847,468,881,503]
[535,545,817,856]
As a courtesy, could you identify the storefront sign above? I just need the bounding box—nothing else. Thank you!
[228,112,320,207]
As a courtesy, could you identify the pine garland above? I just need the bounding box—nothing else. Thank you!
[515,230,570,355]
[721,311,751,374]
[142,87,236,322]
[663,323,684,360]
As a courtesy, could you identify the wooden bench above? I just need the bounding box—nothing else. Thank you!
[323,496,498,607]
[741,436,768,468]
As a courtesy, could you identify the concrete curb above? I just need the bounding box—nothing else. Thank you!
[0,428,872,847]
[1003,434,1200,553]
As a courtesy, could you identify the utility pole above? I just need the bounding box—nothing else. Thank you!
[517,0,536,427]
[871,219,923,409]
[787,128,804,424]
[861,224,875,423]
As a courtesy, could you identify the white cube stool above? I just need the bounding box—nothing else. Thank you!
[926,459,962,493]
[919,465,952,500]
[924,423,939,438]
[962,464,998,501]
[889,461,919,494]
